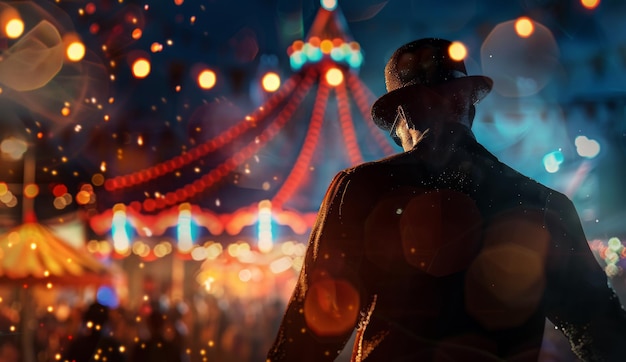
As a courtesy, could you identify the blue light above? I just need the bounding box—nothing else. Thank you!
[289,51,305,71]
[320,0,337,11]
[111,208,131,252]
[347,52,363,68]
[177,208,195,252]
[257,200,273,252]
[330,47,344,62]
[96,286,119,308]
[543,150,564,173]
[305,45,323,62]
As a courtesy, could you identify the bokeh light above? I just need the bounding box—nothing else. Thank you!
[515,17,534,38]
[575,135,601,158]
[132,58,151,78]
[0,138,28,160]
[466,212,549,329]
[66,41,86,62]
[543,150,564,173]
[150,42,163,53]
[52,184,68,198]
[5,18,24,39]
[197,69,217,89]
[85,3,96,15]
[448,41,467,61]
[261,72,281,92]
[76,190,91,205]
[131,28,142,40]
[96,286,119,308]
[304,278,359,336]
[581,0,600,10]
[320,0,338,11]
[481,18,560,97]
[325,67,343,86]
[23,184,39,199]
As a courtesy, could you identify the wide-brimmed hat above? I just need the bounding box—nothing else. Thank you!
[371,38,493,133]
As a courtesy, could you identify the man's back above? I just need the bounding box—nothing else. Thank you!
[268,124,626,361]
[342,124,558,360]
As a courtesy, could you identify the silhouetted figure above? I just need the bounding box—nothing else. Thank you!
[62,302,126,362]
[267,38,626,361]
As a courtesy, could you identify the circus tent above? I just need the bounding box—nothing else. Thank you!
[88,2,395,252]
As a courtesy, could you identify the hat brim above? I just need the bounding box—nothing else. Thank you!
[371,75,493,132]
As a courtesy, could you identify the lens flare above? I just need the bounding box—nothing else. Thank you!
[465,211,549,330]
[304,278,359,336]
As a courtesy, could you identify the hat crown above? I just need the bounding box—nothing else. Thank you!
[384,38,468,93]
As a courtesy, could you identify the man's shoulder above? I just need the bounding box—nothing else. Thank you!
[344,152,411,174]
[332,154,403,187]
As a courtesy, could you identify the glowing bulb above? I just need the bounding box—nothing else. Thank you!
[448,41,467,61]
[5,18,23,39]
[320,39,333,54]
[66,41,86,62]
[320,0,337,11]
[23,184,39,198]
[76,190,91,205]
[325,67,343,86]
[131,28,142,40]
[515,17,534,38]
[150,42,163,53]
[581,0,600,9]
[261,72,281,92]
[132,58,151,78]
[198,69,216,89]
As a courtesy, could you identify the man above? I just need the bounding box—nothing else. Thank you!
[267,38,626,361]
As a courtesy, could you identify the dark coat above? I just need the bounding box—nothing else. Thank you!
[267,123,626,361]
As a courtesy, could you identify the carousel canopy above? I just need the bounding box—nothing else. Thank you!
[0,222,110,286]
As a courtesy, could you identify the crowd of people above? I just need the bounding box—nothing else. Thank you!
[0,291,285,362]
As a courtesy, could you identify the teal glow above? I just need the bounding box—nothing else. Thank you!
[347,52,363,68]
[306,45,323,62]
[542,150,564,173]
[320,0,337,11]
[330,47,344,61]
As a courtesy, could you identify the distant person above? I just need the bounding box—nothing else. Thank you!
[267,38,626,361]
[61,302,126,362]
